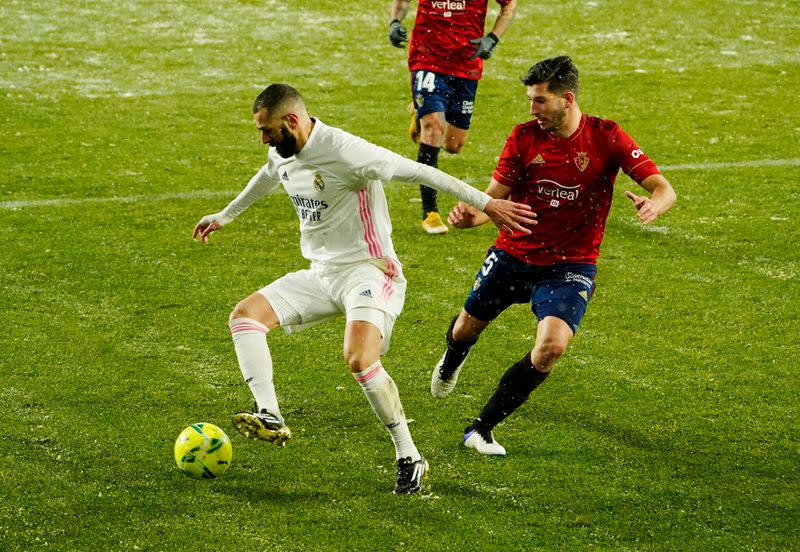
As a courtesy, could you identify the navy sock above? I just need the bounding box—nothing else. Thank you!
[441,316,476,373]
[417,143,441,217]
[473,353,549,431]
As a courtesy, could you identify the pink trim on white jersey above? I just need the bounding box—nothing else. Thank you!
[354,361,383,384]
[381,273,393,303]
[381,257,398,303]
[357,188,382,259]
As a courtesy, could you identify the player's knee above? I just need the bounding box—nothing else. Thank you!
[451,324,474,343]
[229,293,277,328]
[533,341,567,372]
[229,299,252,321]
[342,347,373,373]
[443,140,464,154]
[452,313,486,343]
[547,340,568,359]
[421,131,443,147]
[420,121,444,143]
[229,295,270,324]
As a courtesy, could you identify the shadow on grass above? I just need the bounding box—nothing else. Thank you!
[535,403,673,452]
[215,480,332,503]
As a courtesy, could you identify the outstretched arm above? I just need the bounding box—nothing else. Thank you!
[345,134,534,233]
[448,178,537,234]
[192,167,278,243]
[391,159,535,235]
[625,173,677,225]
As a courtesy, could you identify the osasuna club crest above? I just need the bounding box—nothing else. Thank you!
[574,151,589,172]
[313,172,325,191]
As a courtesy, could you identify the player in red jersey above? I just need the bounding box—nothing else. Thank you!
[430,56,677,456]
[388,0,516,234]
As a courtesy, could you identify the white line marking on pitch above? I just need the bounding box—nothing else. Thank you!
[2,158,798,210]
[661,158,800,171]
[1,190,241,210]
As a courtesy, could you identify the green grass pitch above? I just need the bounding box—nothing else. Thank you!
[2,1,799,550]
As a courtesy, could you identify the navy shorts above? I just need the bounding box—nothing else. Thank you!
[463,247,597,334]
[410,70,479,130]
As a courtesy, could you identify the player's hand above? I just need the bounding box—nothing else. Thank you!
[388,20,408,48]
[193,213,228,244]
[625,190,659,225]
[469,33,499,60]
[448,202,483,229]
[483,199,537,235]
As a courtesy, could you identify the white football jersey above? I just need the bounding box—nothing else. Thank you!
[263,119,400,268]
[219,118,490,269]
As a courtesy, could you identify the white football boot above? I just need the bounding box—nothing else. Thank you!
[431,347,471,398]
[463,428,506,456]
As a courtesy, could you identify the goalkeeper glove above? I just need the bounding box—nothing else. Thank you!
[469,33,499,60]
[388,19,408,48]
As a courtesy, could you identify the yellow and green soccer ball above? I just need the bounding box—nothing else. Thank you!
[174,423,233,479]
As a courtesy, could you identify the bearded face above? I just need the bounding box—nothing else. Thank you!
[274,126,299,158]
[255,109,300,158]
[527,83,570,134]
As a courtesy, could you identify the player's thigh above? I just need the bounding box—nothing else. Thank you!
[230,292,281,329]
[534,316,575,353]
[464,247,532,322]
[334,262,407,354]
[443,75,478,132]
[531,315,575,371]
[411,70,450,118]
[419,111,447,146]
[531,264,597,335]
[258,269,340,332]
[342,319,384,371]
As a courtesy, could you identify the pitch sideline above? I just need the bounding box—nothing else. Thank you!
[2,158,799,210]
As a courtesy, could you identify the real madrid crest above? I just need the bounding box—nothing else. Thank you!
[313,172,325,192]
[574,151,589,172]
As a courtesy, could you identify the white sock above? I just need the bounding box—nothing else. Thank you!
[229,317,282,422]
[353,361,420,461]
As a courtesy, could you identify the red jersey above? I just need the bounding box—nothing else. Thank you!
[492,114,661,266]
[408,0,511,81]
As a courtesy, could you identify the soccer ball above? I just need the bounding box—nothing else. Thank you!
[174,422,233,479]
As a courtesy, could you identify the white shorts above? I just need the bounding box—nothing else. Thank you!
[258,258,406,354]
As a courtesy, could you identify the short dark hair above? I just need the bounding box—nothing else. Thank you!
[521,56,579,95]
[253,83,304,114]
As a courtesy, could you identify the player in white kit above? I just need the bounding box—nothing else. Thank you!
[193,84,535,494]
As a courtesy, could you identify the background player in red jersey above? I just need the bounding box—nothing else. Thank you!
[430,56,677,456]
[388,0,516,234]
